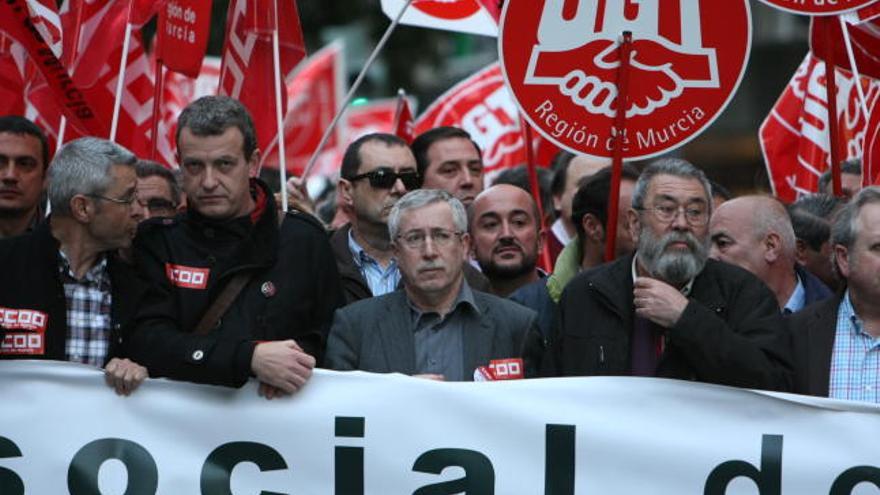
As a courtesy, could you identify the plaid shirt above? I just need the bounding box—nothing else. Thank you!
[829,291,880,403]
[58,250,113,366]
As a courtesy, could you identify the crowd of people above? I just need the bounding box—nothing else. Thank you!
[0,95,877,405]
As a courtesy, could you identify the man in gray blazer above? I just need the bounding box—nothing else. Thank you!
[325,189,544,380]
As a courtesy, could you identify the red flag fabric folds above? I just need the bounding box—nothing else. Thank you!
[157,0,212,78]
[760,53,880,202]
[219,0,307,158]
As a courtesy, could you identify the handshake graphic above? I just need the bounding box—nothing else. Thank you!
[525,0,720,118]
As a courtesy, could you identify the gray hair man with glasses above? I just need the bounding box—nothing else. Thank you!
[548,159,793,391]
[325,189,544,381]
[0,137,149,395]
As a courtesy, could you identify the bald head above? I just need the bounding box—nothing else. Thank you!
[709,195,796,281]
[469,184,543,294]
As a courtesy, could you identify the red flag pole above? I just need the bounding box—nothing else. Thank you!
[393,88,406,131]
[605,31,633,262]
[520,119,552,273]
[822,19,843,197]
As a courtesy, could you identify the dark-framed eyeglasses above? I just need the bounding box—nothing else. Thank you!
[137,197,177,214]
[636,203,709,226]
[396,228,463,250]
[86,192,138,207]
[346,167,420,190]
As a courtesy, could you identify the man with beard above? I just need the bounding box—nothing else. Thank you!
[548,159,792,391]
[469,184,544,297]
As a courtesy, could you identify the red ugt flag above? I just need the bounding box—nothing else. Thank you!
[219,0,307,157]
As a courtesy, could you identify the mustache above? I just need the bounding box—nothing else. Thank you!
[493,237,523,253]
[659,232,700,251]
[417,262,444,273]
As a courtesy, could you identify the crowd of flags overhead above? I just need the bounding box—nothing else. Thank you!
[0,0,878,198]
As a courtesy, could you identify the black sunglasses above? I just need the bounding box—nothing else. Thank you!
[347,168,420,190]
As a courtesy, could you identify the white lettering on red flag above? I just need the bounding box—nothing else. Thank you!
[500,0,751,160]
[416,63,529,179]
[759,53,880,202]
[219,0,307,159]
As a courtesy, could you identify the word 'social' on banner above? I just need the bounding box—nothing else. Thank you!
[1,361,880,493]
[499,0,752,161]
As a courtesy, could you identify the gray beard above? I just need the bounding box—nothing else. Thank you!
[637,229,708,287]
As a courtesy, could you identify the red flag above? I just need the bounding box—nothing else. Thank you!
[219,0,307,157]
[476,0,502,23]
[25,0,63,58]
[156,0,212,78]
[162,56,222,161]
[866,100,880,185]
[348,99,398,143]
[393,91,415,144]
[0,0,105,137]
[0,35,26,116]
[60,0,159,88]
[415,62,550,181]
[262,42,345,176]
[811,16,880,79]
[759,53,880,202]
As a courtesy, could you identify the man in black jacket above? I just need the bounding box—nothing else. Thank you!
[551,159,792,391]
[129,96,344,397]
[0,137,147,395]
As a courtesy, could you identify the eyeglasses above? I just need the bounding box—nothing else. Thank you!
[346,168,420,190]
[137,197,177,214]
[396,228,463,250]
[637,203,709,226]
[86,192,138,207]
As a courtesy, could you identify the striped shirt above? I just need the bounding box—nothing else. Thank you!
[829,291,880,403]
[59,251,113,367]
[348,230,401,297]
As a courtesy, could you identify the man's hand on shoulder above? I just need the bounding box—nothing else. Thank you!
[104,358,148,396]
[633,277,689,328]
[251,340,316,398]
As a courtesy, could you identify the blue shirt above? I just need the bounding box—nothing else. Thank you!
[348,230,401,297]
[829,291,880,403]
[782,274,805,314]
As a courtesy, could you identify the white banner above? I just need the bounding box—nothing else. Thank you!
[1,361,879,494]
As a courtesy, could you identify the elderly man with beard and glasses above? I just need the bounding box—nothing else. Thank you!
[548,159,793,391]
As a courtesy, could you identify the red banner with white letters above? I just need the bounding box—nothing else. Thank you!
[760,53,880,202]
[261,42,345,176]
[157,0,212,78]
[811,16,880,79]
[415,62,558,180]
[219,0,307,159]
